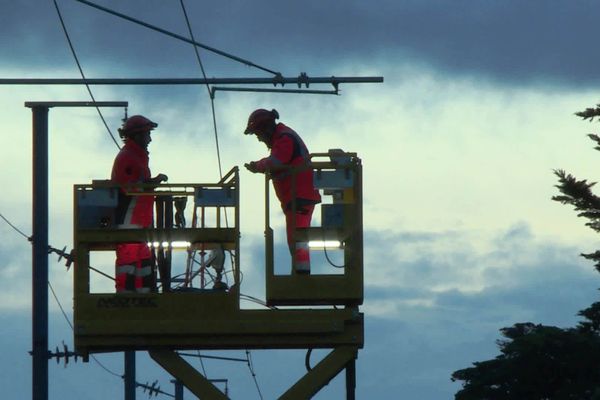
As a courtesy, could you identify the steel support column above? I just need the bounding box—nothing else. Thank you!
[346,359,356,400]
[125,351,136,400]
[30,105,49,400]
[26,101,127,400]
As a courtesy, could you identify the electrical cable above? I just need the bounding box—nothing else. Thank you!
[0,212,128,380]
[198,350,208,376]
[48,280,74,330]
[246,350,264,400]
[178,352,247,363]
[240,293,277,310]
[49,280,123,378]
[0,212,30,239]
[179,8,266,398]
[304,348,313,371]
[73,0,280,76]
[52,0,121,150]
[179,0,225,182]
[324,245,346,269]
[179,0,236,295]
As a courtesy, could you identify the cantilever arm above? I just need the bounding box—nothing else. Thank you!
[149,349,229,400]
[279,345,358,400]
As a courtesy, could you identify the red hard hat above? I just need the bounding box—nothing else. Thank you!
[119,115,158,137]
[244,108,279,135]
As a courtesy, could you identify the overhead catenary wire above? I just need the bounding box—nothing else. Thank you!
[72,0,280,76]
[179,0,224,180]
[52,0,121,149]
[178,5,262,398]
[178,5,266,398]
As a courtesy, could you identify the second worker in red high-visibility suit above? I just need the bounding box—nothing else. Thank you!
[111,115,168,293]
[243,108,321,274]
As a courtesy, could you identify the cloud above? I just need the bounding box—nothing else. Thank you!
[3,1,600,88]
[363,222,599,329]
[3,3,600,398]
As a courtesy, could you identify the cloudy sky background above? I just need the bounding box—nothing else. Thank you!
[2,1,600,399]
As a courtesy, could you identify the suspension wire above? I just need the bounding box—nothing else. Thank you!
[246,350,264,400]
[178,5,235,393]
[179,5,265,400]
[197,350,208,376]
[52,0,121,150]
[0,212,30,239]
[178,352,247,363]
[179,0,223,180]
[179,0,235,294]
[73,0,280,76]
[49,274,123,378]
[48,280,74,330]
[179,7,264,399]
[1,212,128,380]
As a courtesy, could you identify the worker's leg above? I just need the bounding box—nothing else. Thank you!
[285,205,314,274]
[115,243,138,292]
[135,243,156,293]
[115,243,155,293]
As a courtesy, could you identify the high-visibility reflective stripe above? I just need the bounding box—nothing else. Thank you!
[136,266,153,277]
[116,223,144,229]
[116,264,136,275]
[294,242,310,272]
[123,196,138,226]
[295,242,309,252]
[136,287,151,294]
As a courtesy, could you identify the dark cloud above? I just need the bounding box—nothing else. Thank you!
[2,1,599,87]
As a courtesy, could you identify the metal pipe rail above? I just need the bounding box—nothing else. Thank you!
[1,76,383,86]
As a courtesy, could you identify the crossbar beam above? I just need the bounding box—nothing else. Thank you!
[1,76,383,86]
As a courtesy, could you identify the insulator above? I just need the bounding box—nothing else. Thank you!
[49,342,78,367]
[141,380,160,397]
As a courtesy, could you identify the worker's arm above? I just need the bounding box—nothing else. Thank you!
[246,135,293,173]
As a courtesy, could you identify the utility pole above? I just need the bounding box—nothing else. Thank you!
[26,101,127,400]
[29,103,49,400]
[125,351,136,400]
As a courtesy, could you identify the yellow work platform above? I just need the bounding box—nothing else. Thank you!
[72,151,364,399]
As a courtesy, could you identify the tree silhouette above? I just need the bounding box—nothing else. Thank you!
[451,106,600,400]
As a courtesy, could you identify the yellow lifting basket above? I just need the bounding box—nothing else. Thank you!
[264,149,364,306]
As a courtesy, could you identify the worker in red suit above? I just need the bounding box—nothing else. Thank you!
[244,109,321,274]
[111,115,168,292]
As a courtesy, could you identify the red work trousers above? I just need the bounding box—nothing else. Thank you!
[115,243,155,293]
[284,204,314,273]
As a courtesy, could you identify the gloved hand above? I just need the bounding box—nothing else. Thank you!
[154,173,168,183]
[244,162,259,173]
[147,173,168,185]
